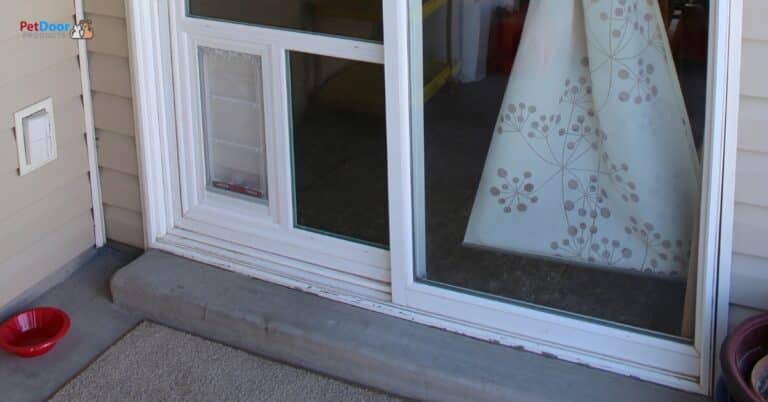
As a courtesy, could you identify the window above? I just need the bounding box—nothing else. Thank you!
[288,52,389,247]
[188,0,384,41]
[408,0,708,339]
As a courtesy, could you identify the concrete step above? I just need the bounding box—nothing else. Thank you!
[111,249,707,402]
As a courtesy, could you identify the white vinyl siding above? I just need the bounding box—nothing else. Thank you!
[0,0,95,308]
[84,0,144,248]
[729,0,768,321]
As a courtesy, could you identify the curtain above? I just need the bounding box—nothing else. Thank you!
[464,0,699,278]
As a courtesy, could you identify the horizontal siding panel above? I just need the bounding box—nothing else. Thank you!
[0,139,90,220]
[733,203,768,259]
[0,25,78,87]
[97,129,138,175]
[2,92,85,133]
[84,0,125,19]
[735,150,768,207]
[93,92,134,136]
[0,211,94,308]
[741,39,768,98]
[1,95,85,166]
[89,52,132,98]
[86,14,129,58]
[0,2,74,41]
[729,304,764,332]
[733,2,768,309]
[84,6,142,247]
[0,175,91,264]
[0,0,96,311]
[731,253,768,310]
[2,117,85,174]
[101,168,142,212]
[52,95,87,141]
[738,96,768,153]
[104,205,144,248]
[0,57,82,128]
[743,0,768,41]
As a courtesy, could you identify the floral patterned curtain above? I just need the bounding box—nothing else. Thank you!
[464,0,699,278]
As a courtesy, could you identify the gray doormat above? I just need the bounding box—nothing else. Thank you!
[50,322,401,402]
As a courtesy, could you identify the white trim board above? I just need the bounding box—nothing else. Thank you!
[125,0,742,395]
[730,253,768,310]
[75,0,106,247]
[712,0,743,387]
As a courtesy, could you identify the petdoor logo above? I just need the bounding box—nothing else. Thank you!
[19,19,93,40]
[70,20,94,40]
[19,19,69,38]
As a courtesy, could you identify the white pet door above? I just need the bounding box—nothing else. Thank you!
[198,46,269,202]
[163,0,391,299]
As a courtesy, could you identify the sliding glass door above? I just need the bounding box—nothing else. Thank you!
[186,0,389,249]
[166,0,392,300]
[410,0,706,337]
[145,0,726,393]
[387,0,721,392]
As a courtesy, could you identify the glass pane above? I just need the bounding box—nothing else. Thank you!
[199,46,268,201]
[288,52,389,247]
[188,0,384,42]
[410,0,709,338]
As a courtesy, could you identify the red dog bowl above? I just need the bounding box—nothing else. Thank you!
[0,307,70,358]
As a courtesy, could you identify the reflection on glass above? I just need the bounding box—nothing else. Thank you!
[289,52,389,247]
[199,46,268,201]
[410,0,708,338]
[188,0,384,42]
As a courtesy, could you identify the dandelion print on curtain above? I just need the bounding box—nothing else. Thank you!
[464,0,700,277]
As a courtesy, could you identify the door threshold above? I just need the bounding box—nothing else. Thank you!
[110,249,707,402]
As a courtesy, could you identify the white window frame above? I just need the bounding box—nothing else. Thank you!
[144,0,393,300]
[385,0,743,393]
[126,0,742,395]
[179,35,276,223]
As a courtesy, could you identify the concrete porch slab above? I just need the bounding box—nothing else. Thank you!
[0,244,143,402]
[111,250,709,402]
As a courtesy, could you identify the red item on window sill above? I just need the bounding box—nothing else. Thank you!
[212,180,264,199]
[487,3,529,75]
[670,3,709,65]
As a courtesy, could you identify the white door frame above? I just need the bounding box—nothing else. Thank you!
[125,0,742,395]
[386,0,743,394]
[138,0,393,300]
